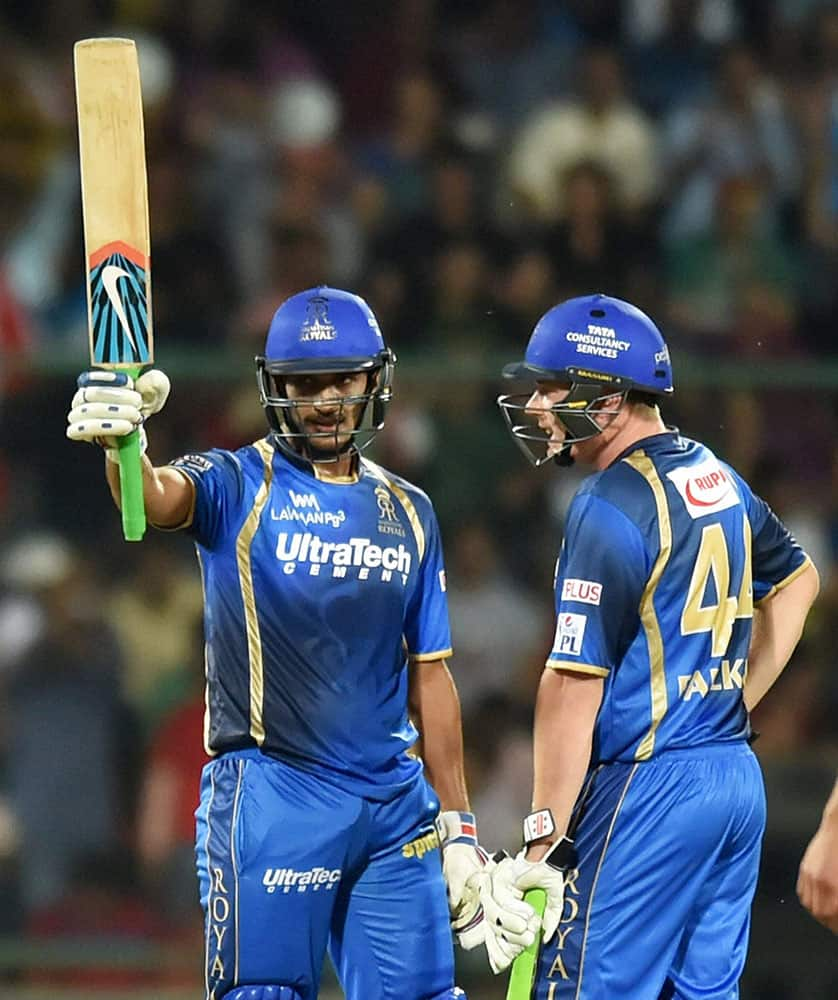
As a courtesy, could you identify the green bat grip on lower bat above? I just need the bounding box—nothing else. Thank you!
[506,888,547,1000]
[116,429,145,540]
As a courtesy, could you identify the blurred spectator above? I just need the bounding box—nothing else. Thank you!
[792,5,838,354]
[450,0,576,135]
[24,849,166,989]
[465,694,534,850]
[354,68,453,219]
[136,628,207,931]
[374,143,503,344]
[624,0,737,114]
[446,520,548,717]
[107,534,203,732]
[340,0,442,137]
[2,534,134,914]
[660,41,800,243]
[541,158,660,307]
[665,174,799,355]
[504,45,658,224]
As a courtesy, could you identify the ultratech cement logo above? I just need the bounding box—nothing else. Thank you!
[262,866,341,893]
[271,490,346,529]
[276,532,412,583]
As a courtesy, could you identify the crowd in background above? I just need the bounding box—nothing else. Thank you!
[0,0,837,995]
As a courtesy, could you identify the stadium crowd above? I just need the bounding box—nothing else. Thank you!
[0,0,837,995]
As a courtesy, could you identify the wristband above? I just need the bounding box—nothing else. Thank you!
[435,810,478,846]
[523,808,556,846]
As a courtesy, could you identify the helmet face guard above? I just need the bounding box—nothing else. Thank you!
[256,349,396,463]
[498,373,629,467]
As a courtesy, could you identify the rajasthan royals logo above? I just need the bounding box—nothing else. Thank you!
[375,485,405,537]
[300,296,337,342]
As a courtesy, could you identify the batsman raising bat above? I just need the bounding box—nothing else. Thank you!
[66,278,527,997]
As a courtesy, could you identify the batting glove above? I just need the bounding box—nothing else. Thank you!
[66,369,170,460]
[478,858,541,974]
[435,811,491,950]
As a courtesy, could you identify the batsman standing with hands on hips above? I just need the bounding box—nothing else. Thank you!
[66,287,509,1000]
[483,294,820,998]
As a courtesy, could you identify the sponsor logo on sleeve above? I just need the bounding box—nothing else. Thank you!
[561,578,602,605]
[173,453,214,475]
[552,612,587,657]
[666,459,740,519]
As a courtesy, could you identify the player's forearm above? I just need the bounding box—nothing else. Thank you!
[409,660,470,812]
[820,778,838,828]
[744,561,819,710]
[528,668,603,860]
[105,455,193,528]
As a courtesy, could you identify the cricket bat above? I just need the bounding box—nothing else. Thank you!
[506,888,547,1000]
[74,37,152,541]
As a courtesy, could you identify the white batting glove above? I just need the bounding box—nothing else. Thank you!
[435,811,490,950]
[66,369,170,460]
[479,854,542,974]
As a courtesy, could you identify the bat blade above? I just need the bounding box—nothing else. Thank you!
[505,888,546,1000]
[74,37,152,540]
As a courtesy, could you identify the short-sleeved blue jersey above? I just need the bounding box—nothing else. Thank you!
[170,440,452,799]
[548,431,810,763]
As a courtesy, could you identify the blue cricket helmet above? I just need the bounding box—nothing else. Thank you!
[256,286,396,460]
[262,285,389,372]
[503,293,673,394]
[498,294,673,467]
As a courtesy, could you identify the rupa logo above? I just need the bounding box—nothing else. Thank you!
[262,866,341,894]
[276,532,412,584]
[667,459,739,520]
[271,490,346,528]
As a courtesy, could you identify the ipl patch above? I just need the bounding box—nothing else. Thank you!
[553,612,587,656]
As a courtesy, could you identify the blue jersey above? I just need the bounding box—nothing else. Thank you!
[548,431,810,763]
[170,440,452,799]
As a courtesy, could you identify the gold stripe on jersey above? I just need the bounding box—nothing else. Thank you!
[231,759,244,982]
[754,555,814,605]
[625,452,672,761]
[575,763,639,998]
[236,438,274,746]
[195,548,215,757]
[203,767,217,999]
[363,460,426,561]
[547,659,610,677]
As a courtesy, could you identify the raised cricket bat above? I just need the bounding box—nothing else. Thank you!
[506,888,547,1000]
[74,37,152,541]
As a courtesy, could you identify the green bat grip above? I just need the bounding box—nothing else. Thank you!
[116,428,146,540]
[506,888,547,1000]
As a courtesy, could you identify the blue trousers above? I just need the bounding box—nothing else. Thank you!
[535,743,766,1000]
[195,749,455,1000]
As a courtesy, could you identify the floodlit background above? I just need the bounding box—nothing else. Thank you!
[0,0,837,996]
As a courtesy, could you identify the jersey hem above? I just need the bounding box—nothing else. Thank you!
[754,555,814,606]
[546,658,610,677]
[409,648,453,662]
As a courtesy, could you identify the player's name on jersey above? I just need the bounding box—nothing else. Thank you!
[276,531,412,583]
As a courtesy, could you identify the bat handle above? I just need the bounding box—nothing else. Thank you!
[116,425,146,542]
[505,888,547,1000]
